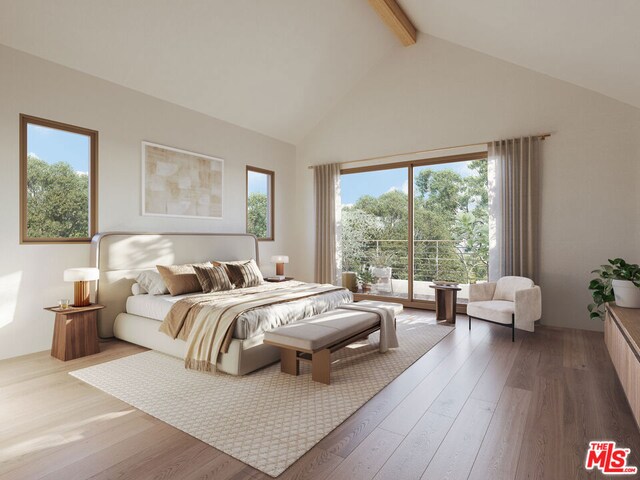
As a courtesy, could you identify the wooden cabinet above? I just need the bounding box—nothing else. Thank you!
[605,304,640,428]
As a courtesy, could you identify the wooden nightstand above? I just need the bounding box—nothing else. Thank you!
[44,304,104,361]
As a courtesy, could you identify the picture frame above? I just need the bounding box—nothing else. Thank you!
[141,141,224,219]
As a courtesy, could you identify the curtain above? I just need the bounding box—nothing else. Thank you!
[488,137,540,283]
[313,163,341,284]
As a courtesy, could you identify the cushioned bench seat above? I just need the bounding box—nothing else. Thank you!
[264,310,380,352]
[264,301,402,384]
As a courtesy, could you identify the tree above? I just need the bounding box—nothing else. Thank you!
[415,169,463,222]
[247,192,268,238]
[26,154,89,238]
[340,207,381,272]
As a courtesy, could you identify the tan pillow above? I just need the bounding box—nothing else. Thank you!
[157,262,211,296]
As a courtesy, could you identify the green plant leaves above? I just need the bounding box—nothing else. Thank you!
[588,257,640,320]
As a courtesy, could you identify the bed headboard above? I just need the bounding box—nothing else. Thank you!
[91,232,259,338]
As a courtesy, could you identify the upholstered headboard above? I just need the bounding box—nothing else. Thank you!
[91,232,259,338]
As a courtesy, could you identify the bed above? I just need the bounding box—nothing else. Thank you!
[91,232,352,375]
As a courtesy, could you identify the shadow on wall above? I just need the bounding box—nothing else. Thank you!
[106,236,175,270]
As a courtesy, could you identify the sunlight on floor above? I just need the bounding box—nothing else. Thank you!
[0,409,135,459]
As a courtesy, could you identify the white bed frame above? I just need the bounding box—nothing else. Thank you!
[91,232,281,375]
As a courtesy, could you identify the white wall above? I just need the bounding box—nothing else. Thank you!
[294,35,640,332]
[0,45,296,360]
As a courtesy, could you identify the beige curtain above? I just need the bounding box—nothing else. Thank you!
[488,137,540,283]
[313,163,341,284]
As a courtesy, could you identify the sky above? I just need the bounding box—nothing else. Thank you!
[27,124,90,173]
[340,160,476,205]
[247,169,269,194]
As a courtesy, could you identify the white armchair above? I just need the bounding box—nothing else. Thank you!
[467,276,541,341]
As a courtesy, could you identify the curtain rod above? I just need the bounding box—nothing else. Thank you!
[306,133,551,169]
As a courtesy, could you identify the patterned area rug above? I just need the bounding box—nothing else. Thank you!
[70,319,453,477]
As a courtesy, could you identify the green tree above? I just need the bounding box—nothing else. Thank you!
[416,169,465,225]
[340,207,381,272]
[26,154,89,238]
[350,190,409,278]
[247,192,268,238]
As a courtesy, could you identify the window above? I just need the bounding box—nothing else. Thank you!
[20,114,98,244]
[340,152,488,306]
[246,166,274,241]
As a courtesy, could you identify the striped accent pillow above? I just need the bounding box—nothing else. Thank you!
[193,264,233,293]
[224,259,263,288]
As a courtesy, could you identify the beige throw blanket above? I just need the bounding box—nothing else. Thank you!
[160,281,346,372]
[338,303,399,353]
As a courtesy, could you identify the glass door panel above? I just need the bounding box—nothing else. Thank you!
[412,159,489,303]
[340,167,409,299]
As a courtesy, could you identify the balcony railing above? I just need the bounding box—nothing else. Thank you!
[343,239,488,285]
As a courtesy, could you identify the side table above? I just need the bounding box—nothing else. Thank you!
[44,304,104,361]
[429,285,461,324]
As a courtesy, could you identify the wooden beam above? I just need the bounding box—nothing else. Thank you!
[368,0,417,46]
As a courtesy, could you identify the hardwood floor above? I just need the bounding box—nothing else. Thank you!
[1,310,638,480]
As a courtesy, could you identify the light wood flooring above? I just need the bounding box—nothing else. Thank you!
[1,310,639,479]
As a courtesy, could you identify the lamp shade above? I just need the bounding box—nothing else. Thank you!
[63,267,100,282]
[271,255,289,264]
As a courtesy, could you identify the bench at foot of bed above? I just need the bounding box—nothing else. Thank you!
[263,301,402,384]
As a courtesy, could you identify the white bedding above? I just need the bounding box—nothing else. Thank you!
[125,285,353,340]
[126,293,188,322]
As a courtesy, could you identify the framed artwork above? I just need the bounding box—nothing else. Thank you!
[142,141,223,219]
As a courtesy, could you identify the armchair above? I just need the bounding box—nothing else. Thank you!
[467,276,541,341]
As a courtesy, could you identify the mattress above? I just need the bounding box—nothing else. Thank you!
[125,287,353,340]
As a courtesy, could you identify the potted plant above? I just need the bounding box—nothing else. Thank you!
[358,268,376,294]
[370,251,395,293]
[588,258,640,319]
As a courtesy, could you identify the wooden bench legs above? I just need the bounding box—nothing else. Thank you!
[271,324,384,385]
[311,349,331,385]
[278,348,332,385]
[280,349,299,376]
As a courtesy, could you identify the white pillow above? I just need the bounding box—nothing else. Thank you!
[131,283,147,295]
[136,269,169,295]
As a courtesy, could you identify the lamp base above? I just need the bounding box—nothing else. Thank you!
[276,263,285,276]
[73,281,91,307]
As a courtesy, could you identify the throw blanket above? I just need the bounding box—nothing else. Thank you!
[159,281,346,372]
[338,303,399,353]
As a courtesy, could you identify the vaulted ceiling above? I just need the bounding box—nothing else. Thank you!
[1,0,639,144]
[0,1,397,143]
[400,0,640,114]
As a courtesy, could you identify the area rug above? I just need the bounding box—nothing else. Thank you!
[70,319,453,477]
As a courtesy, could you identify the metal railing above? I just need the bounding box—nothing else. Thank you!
[343,239,488,284]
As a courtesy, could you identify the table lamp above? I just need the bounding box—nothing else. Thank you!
[64,267,100,307]
[271,255,289,276]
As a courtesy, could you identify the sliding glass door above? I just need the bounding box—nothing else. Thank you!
[341,166,409,299]
[412,158,488,303]
[340,153,488,307]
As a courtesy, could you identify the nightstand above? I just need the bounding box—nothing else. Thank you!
[265,277,294,282]
[44,304,104,361]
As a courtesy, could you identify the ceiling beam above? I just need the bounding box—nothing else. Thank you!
[368,0,417,46]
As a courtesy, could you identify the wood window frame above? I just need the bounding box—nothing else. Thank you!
[340,150,488,311]
[20,114,99,244]
[245,166,275,241]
